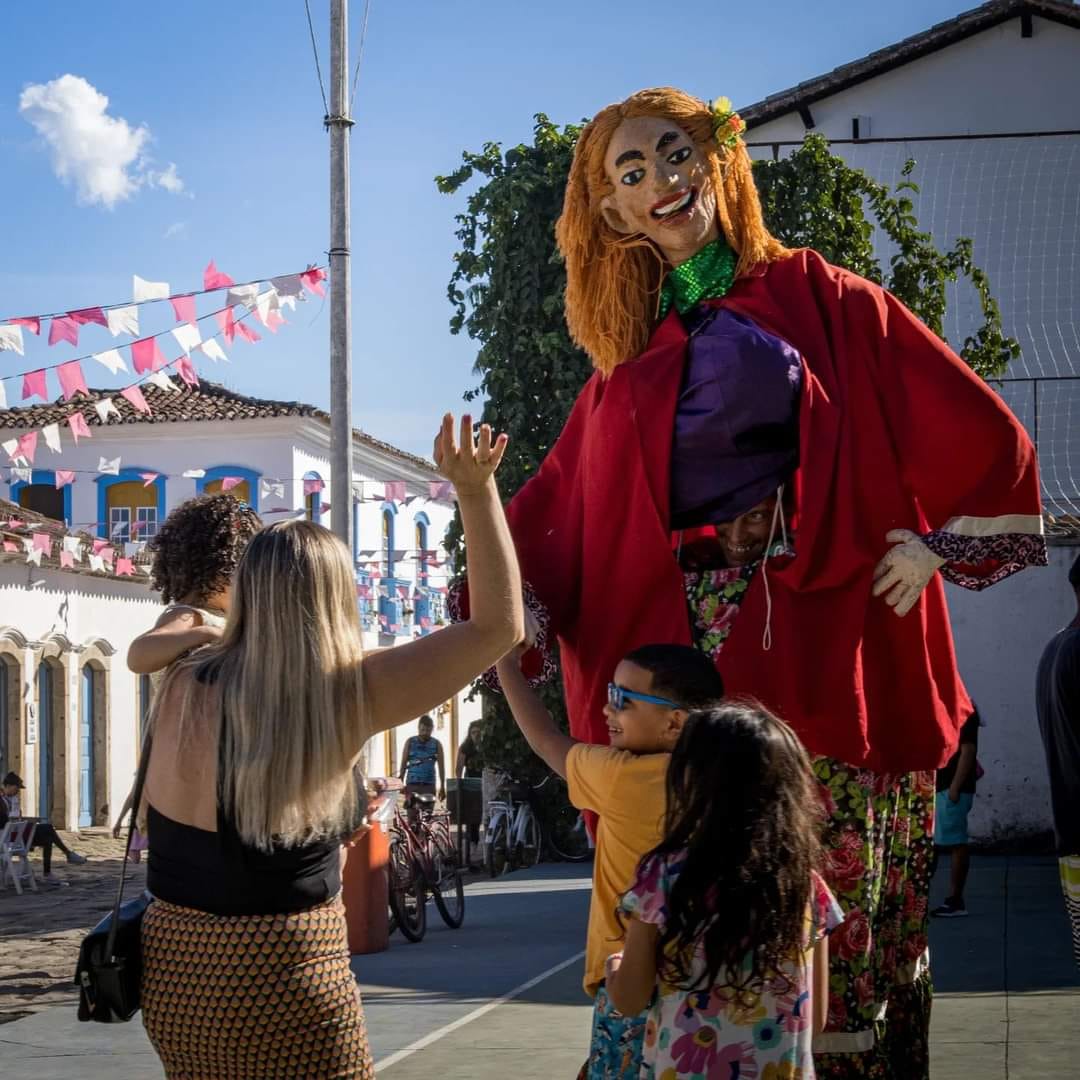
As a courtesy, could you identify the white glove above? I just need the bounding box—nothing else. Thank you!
[871,529,945,618]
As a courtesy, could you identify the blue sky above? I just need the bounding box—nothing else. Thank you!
[1,0,978,456]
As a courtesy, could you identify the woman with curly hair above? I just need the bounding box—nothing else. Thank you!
[607,702,844,1079]
[114,494,261,851]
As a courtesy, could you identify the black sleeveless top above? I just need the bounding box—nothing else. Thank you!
[147,702,363,916]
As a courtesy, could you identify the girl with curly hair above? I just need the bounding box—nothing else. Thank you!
[114,494,261,850]
[607,702,843,1079]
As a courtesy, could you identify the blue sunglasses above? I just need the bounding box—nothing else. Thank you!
[607,682,681,712]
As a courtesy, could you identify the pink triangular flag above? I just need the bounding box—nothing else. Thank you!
[139,471,159,487]
[57,359,89,401]
[70,307,108,327]
[220,476,244,492]
[265,310,286,333]
[92,538,111,555]
[121,385,151,415]
[235,320,261,344]
[54,470,75,488]
[301,267,327,297]
[32,532,52,555]
[48,315,79,347]
[217,307,237,344]
[176,356,199,387]
[3,540,19,553]
[115,557,135,577]
[22,369,48,401]
[60,549,75,569]
[68,412,92,444]
[10,316,41,335]
[384,481,406,502]
[204,260,235,290]
[428,481,453,500]
[170,295,198,326]
[16,431,37,464]
[303,477,324,496]
[131,337,166,374]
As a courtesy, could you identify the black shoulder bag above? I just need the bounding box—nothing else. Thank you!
[74,736,153,1022]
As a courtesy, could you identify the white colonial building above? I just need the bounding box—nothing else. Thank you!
[740,0,1080,841]
[0,381,478,830]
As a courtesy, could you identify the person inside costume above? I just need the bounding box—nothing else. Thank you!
[453,87,1045,1078]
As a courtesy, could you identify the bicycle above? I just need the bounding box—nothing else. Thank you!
[387,793,465,943]
[483,772,556,877]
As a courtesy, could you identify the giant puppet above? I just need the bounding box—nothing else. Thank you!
[462,88,1044,1077]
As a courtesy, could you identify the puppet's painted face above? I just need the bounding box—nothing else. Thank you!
[601,115,718,267]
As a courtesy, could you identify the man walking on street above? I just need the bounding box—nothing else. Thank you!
[1035,553,1080,968]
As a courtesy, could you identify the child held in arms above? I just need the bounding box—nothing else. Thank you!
[495,644,725,1080]
[113,493,261,845]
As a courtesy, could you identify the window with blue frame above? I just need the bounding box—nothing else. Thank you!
[97,469,166,540]
[10,470,70,525]
[414,514,432,634]
[304,471,323,523]
[197,465,261,511]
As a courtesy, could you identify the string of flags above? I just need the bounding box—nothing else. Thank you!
[0,261,326,413]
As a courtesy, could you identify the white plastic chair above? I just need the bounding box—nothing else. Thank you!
[0,820,38,895]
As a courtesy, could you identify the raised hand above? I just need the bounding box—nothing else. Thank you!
[433,413,509,496]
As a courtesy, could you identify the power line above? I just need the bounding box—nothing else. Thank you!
[304,0,330,118]
[350,0,373,112]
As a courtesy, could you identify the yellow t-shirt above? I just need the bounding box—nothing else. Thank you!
[566,743,669,996]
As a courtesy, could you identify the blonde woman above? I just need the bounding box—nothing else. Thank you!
[138,415,523,1079]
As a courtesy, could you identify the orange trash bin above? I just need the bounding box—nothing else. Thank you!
[342,790,393,955]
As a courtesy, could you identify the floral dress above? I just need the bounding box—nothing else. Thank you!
[620,854,843,1080]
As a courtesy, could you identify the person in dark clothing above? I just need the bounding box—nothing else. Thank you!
[930,712,980,917]
[1035,553,1080,968]
[456,722,484,853]
[1,772,88,880]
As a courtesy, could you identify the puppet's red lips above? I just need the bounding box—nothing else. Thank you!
[651,187,696,221]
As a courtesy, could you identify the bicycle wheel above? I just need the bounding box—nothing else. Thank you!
[520,808,543,868]
[548,804,591,862]
[388,835,427,943]
[429,830,466,929]
[485,812,508,878]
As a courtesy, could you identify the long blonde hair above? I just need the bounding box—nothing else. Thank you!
[556,86,789,375]
[154,519,366,851]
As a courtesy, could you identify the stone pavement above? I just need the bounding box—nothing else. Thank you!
[0,855,1075,1077]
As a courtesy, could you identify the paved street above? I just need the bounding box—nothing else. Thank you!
[0,856,1076,1077]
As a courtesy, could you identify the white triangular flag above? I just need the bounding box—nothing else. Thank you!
[182,468,206,479]
[199,338,228,363]
[226,283,260,307]
[0,324,24,355]
[89,554,105,573]
[124,542,143,558]
[106,305,139,337]
[98,456,121,476]
[2,438,18,461]
[0,377,7,410]
[95,398,120,423]
[41,423,62,453]
[277,293,297,312]
[92,349,127,375]
[25,542,43,567]
[254,289,275,326]
[172,324,202,354]
[147,371,179,392]
[133,275,169,302]
[10,466,31,483]
[62,536,83,560]
[270,274,304,298]
[260,479,285,500]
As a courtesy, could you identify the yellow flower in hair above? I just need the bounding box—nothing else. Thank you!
[712,96,733,117]
[710,95,744,149]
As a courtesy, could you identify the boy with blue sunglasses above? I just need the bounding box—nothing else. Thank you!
[496,643,724,1079]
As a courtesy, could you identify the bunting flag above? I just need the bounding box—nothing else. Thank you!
[133,275,170,303]
[54,469,75,488]
[68,412,92,444]
[204,261,234,290]
[235,320,261,344]
[0,324,24,355]
[115,557,135,577]
[428,481,453,501]
[57,359,88,400]
[10,466,31,483]
[121,385,151,414]
[91,539,112,555]
[260,479,285,500]
[48,315,79,347]
[88,554,106,573]
[71,307,108,328]
[200,338,227,363]
[182,468,206,478]
[106,306,139,338]
[170,295,197,326]
[16,431,37,464]
[303,477,325,496]
[22,369,48,401]
[24,539,44,566]
[139,472,159,488]
[93,348,127,375]
[32,532,52,555]
[131,337,166,374]
[220,476,244,492]
[0,378,6,410]
[147,371,180,392]
[59,550,75,569]
[62,536,83,559]
[384,481,406,502]
[301,267,327,297]
[41,423,62,454]
[9,317,41,336]
[172,323,201,354]
[176,358,199,387]
[2,541,17,553]
[98,456,121,475]
[94,398,120,423]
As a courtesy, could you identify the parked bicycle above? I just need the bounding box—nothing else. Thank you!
[483,772,591,877]
[387,792,465,944]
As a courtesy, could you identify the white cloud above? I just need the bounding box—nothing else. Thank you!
[18,74,186,209]
[163,221,187,239]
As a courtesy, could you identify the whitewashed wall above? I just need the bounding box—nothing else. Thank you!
[947,542,1078,842]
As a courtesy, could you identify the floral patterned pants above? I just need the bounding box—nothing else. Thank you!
[811,760,935,1080]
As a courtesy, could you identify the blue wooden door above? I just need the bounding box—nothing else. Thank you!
[38,664,52,818]
[78,667,94,828]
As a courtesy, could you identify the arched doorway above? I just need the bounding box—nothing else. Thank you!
[37,661,54,818]
[78,666,96,827]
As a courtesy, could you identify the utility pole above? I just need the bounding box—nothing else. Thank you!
[328,0,354,551]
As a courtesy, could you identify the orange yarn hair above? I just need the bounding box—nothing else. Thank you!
[556,86,789,375]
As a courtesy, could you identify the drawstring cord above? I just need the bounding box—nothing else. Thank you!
[759,484,787,652]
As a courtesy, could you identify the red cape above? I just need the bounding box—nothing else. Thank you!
[505,250,1041,772]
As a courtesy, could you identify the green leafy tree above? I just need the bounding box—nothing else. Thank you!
[437,120,1020,780]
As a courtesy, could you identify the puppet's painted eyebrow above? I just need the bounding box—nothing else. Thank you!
[655,131,680,152]
[614,148,645,168]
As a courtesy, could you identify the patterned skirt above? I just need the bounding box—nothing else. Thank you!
[142,895,374,1080]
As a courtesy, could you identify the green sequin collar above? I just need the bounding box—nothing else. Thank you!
[658,239,737,320]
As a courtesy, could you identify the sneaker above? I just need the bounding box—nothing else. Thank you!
[66,852,88,865]
[931,897,968,918]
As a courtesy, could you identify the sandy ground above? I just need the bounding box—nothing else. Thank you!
[0,830,143,1025]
